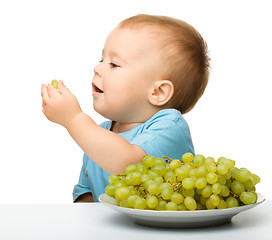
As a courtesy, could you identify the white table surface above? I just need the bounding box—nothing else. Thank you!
[0,200,271,240]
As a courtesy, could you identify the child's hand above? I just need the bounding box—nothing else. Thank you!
[41,80,82,128]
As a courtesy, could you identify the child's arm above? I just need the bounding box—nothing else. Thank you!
[41,81,146,174]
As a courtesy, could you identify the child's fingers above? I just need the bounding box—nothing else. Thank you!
[47,83,58,97]
[42,101,46,114]
[41,84,49,103]
[58,80,71,95]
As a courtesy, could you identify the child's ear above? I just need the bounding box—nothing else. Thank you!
[148,80,174,107]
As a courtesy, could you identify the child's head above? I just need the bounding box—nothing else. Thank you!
[118,14,210,114]
[92,14,210,123]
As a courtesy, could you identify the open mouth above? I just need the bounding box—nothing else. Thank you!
[92,83,103,93]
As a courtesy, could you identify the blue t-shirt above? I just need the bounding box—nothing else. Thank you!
[73,109,194,202]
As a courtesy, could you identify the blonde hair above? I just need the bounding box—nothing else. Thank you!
[119,14,210,114]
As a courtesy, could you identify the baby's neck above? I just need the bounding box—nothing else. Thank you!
[111,121,143,133]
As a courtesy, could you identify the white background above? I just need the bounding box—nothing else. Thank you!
[0,0,271,203]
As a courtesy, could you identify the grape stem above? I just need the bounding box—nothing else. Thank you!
[162,156,174,162]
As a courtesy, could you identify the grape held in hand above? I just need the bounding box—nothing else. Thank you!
[51,79,58,89]
[105,153,261,211]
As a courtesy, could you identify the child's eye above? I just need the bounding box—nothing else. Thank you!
[109,62,120,68]
[99,59,103,63]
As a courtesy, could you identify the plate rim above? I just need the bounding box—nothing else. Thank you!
[99,192,265,216]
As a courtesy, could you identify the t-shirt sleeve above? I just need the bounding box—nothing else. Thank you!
[130,119,194,160]
[72,154,92,202]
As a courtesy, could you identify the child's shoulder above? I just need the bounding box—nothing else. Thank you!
[145,108,188,128]
[151,108,182,121]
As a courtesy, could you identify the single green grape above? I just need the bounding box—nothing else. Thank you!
[164,171,175,181]
[136,163,147,175]
[205,157,215,165]
[182,152,194,163]
[161,187,174,200]
[219,185,230,197]
[196,165,208,178]
[195,177,207,189]
[171,193,184,204]
[147,169,159,179]
[184,197,197,210]
[124,164,137,175]
[243,179,254,190]
[142,155,155,168]
[202,185,212,198]
[114,187,132,200]
[167,175,177,184]
[189,169,197,177]
[165,202,178,211]
[118,199,129,208]
[154,158,165,166]
[177,204,187,211]
[212,183,222,195]
[240,191,257,205]
[230,167,238,178]
[206,172,218,184]
[146,195,159,209]
[182,188,195,197]
[235,168,251,182]
[193,154,205,167]
[217,157,227,165]
[175,167,189,181]
[154,176,164,184]
[185,162,194,170]
[108,174,120,184]
[159,182,172,191]
[228,159,236,169]
[129,186,139,196]
[165,162,171,171]
[155,200,167,211]
[221,158,235,169]
[223,170,232,180]
[124,174,133,185]
[231,180,245,195]
[217,199,227,209]
[217,175,227,185]
[226,196,239,208]
[141,174,152,182]
[206,163,217,173]
[148,182,161,195]
[252,174,261,184]
[133,197,147,209]
[170,159,182,170]
[114,180,127,188]
[142,179,154,190]
[182,177,195,189]
[105,184,115,197]
[217,164,228,175]
[130,172,142,185]
[51,79,58,89]
[209,194,220,206]
[151,164,167,177]
[205,198,216,209]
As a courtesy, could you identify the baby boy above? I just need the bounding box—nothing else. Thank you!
[41,14,210,202]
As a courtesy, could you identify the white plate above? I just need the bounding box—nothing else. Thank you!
[99,193,265,228]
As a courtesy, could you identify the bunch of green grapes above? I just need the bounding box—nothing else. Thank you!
[105,153,261,211]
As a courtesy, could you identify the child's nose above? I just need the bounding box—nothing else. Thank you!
[94,63,103,78]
